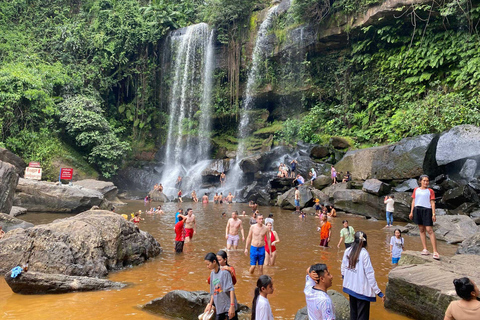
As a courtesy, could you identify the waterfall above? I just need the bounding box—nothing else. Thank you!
[161,23,215,197]
[226,6,279,194]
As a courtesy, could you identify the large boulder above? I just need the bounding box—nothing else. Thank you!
[9,206,27,217]
[310,145,330,159]
[335,134,436,180]
[294,290,350,320]
[74,179,118,201]
[0,210,161,277]
[13,178,105,213]
[441,185,479,209]
[332,189,384,220]
[385,253,480,320]
[457,233,480,255]
[4,270,126,294]
[239,155,262,173]
[405,215,479,244]
[393,179,418,192]
[0,161,19,215]
[0,213,33,232]
[322,183,348,199]
[362,179,391,196]
[0,148,26,176]
[312,175,331,189]
[436,125,480,166]
[390,192,414,221]
[148,189,169,202]
[469,210,480,224]
[143,290,249,319]
[330,136,351,149]
[459,159,477,181]
[277,186,328,209]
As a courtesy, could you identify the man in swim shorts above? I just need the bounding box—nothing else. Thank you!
[225,211,245,250]
[295,187,301,212]
[226,192,234,204]
[244,214,268,275]
[184,208,196,243]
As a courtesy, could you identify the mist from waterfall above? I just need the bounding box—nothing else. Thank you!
[161,23,215,197]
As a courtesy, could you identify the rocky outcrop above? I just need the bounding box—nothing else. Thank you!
[148,189,169,202]
[457,233,480,255]
[332,189,385,219]
[393,178,418,192]
[294,290,350,320]
[277,185,328,209]
[436,125,480,166]
[441,185,479,209]
[313,175,331,189]
[0,161,19,216]
[310,145,330,159]
[9,206,27,217]
[13,178,105,213]
[405,215,479,244]
[143,290,249,319]
[0,210,161,277]
[385,251,480,320]
[0,148,26,176]
[335,134,435,180]
[4,270,126,294]
[0,213,33,232]
[362,179,391,196]
[74,179,118,201]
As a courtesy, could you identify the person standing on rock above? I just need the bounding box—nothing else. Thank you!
[245,214,269,275]
[309,168,317,186]
[204,252,238,320]
[295,187,301,212]
[341,231,385,320]
[445,277,480,320]
[184,208,196,243]
[220,172,226,187]
[290,159,298,178]
[384,195,395,228]
[304,263,335,320]
[337,220,355,249]
[409,174,440,260]
[331,166,337,184]
[226,211,245,250]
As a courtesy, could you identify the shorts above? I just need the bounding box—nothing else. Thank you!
[320,238,329,247]
[392,257,400,264]
[250,246,265,266]
[294,199,300,207]
[345,242,353,248]
[315,205,321,210]
[311,177,316,181]
[227,234,240,246]
[216,311,238,320]
[175,241,184,253]
[413,206,434,226]
[185,228,194,239]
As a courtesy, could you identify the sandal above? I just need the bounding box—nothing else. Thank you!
[421,249,430,255]
[433,252,440,260]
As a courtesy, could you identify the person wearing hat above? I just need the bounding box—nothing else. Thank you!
[315,199,321,216]
[265,213,274,231]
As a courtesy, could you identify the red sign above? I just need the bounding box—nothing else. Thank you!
[29,161,41,168]
[60,168,73,180]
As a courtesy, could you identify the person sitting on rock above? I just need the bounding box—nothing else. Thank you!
[158,183,163,192]
[342,171,352,183]
[445,277,480,320]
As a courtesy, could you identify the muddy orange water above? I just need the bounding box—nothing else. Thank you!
[0,201,457,319]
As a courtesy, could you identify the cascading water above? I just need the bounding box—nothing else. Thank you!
[161,23,215,197]
[226,6,279,194]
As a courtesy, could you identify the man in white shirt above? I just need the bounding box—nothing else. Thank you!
[304,263,335,320]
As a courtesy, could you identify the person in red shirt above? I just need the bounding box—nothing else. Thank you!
[319,215,332,247]
[175,214,186,253]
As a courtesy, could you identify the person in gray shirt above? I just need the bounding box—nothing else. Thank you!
[204,252,238,320]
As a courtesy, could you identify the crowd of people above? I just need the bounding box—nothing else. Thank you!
[125,173,477,320]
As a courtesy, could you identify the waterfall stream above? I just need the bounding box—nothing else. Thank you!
[161,23,215,197]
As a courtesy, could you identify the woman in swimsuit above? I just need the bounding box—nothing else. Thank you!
[331,166,337,184]
[264,222,280,266]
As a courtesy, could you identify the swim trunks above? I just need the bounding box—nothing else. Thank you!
[250,246,265,266]
[227,234,240,246]
[315,204,321,210]
[185,228,194,239]
[175,241,184,253]
[294,199,300,207]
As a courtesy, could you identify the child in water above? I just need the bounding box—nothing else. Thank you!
[390,229,404,265]
[318,215,332,247]
[131,212,144,226]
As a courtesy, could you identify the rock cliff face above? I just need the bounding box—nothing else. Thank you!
[0,210,161,277]
[0,161,19,215]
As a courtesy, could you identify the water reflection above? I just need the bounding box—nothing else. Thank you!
[0,200,458,319]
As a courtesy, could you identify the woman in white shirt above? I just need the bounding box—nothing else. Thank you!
[252,275,274,320]
[409,174,439,260]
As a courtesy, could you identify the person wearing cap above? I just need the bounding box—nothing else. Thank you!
[265,213,274,230]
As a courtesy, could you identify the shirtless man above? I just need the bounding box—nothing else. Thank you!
[202,193,209,203]
[220,172,226,187]
[226,192,234,204]
[295,187,301,212]
[184,208,196,243]
[244,214,269,275]
[225,211,245,250]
